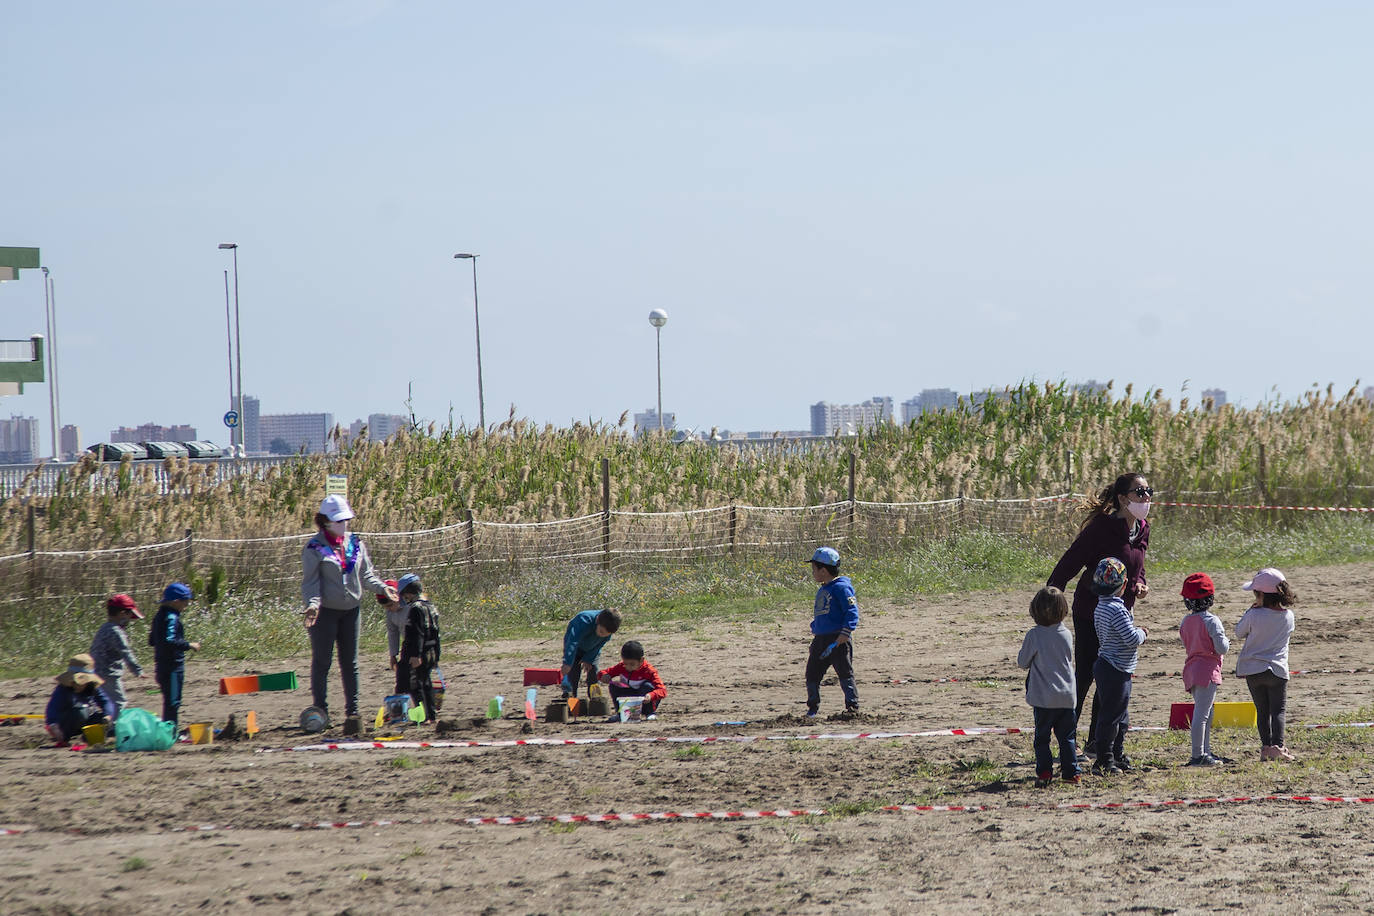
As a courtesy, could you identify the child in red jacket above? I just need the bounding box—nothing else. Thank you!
[598,641,667,722]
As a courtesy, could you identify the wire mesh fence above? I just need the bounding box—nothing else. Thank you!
[0,495,1089,604]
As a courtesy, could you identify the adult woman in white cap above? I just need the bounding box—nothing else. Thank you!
[302,494,397,735]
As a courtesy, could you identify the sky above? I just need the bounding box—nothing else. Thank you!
[3,2,1372,454]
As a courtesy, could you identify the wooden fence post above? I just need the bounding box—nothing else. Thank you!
[847,451,857,535]
[462,508,476,571]
[27,504,36,595]
[185,527,194,569]
[1065,449,1074,494]
[728,504,737,555]
[1257,443,1271,504]
[601,458,611,572]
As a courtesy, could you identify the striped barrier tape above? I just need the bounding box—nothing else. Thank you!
[262,727,1025,753]
[1159,500,1374,513]
[1059,794,1374,811]
[1306,721,1374,729]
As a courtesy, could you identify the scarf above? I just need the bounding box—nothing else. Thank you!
[310,533,359,574]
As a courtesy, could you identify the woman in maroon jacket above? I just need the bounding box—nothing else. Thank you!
[1047,472,1153,755]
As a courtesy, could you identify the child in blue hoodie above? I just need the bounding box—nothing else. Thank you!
[804,546,860,717]
[560,608,623,698]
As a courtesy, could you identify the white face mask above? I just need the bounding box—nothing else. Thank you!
[1125,500,1150,521]
[325,520,348,539]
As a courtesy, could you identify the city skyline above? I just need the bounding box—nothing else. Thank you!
[3,5,1373,455]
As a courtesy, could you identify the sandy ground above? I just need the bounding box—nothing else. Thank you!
[3,563,1374,914]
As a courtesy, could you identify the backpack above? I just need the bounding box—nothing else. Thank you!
[411,599,441,666]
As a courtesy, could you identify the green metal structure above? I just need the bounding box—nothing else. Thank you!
[0,246,45,391]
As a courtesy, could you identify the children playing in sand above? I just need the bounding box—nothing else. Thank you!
[1179,573,1230,767]
[44,654,116,745]
[1017,586,1080,785]
[397,573,441,724]
[1235,567,1298,762]
[560,609,622,698]
[598,640,667,721]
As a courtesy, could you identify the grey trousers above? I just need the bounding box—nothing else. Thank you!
[309,606,362,718]
[1189,682,1218,759]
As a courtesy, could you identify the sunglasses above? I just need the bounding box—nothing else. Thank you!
[1127,486,1154,498]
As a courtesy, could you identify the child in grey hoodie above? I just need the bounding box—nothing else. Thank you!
[1017,586,1080,786]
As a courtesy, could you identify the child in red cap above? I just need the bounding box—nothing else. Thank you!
[89,593,146,720]
[1179,573,1230,767]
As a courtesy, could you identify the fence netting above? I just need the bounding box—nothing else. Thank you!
[0,494,1362,605]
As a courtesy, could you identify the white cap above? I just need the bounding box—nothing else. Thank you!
[1240,567,1286,593]
[319,494,355,522]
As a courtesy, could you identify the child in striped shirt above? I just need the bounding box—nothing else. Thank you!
[1090,557,1148,776]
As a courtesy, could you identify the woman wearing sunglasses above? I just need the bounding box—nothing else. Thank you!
[1047,473,1153,759]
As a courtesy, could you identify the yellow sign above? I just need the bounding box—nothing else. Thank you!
[326,474,348,497]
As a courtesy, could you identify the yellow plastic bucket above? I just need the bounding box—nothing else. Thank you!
[188,722,214,745]
[81,723,106,745]
[1212,701,1258,728]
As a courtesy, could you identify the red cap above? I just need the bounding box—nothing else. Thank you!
[1180,573,1215,600]
[107,593,143,619]
[376,580,399,604]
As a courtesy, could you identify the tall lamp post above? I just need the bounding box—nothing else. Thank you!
[453,253,485,430]
[222,269,236,454]
[41,267,60,459]
[648,309,668,431]
[218,243,243,457]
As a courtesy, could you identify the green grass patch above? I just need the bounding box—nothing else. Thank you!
[121,856,149,873]
[389,754,421,770]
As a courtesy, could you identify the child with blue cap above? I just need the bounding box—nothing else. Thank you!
[396,573,441,724]
[804,546,860,718]
[148,582,200,728]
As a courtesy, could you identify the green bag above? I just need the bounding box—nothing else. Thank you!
[114,707,176,752]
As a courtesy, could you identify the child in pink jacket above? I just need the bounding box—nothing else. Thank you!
[1179,573,1230,766]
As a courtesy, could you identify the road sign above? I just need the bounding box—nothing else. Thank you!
[223,410,239,428]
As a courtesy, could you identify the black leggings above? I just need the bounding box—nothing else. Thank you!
[1246,671,1288,747]
[1073,616,1100,746]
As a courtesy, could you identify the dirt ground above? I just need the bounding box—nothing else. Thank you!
[3,562,1374,915]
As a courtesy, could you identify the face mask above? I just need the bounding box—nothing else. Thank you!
[325,521,348,542]
[1125,500,1150,521]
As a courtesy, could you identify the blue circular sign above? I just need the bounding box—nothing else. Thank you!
[223,410,240,428]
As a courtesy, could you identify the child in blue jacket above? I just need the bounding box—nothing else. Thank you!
[805,547,860,717]
[148,582,200,727]
[560,609,622,697]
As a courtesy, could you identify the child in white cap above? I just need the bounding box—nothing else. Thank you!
[1235,568,1297,761]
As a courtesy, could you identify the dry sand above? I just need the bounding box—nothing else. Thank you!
[3,563,1374,914]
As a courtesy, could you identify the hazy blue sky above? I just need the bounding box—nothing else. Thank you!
[3,2,1371,452]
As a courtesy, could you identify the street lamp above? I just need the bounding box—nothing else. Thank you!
[453,253,485,430]
[41,267,60,459]
[218,243,243,457]
[648,308,668,431]
[222,268,235,454]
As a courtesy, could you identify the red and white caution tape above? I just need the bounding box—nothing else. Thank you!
[264,727,1024,754]
[1059,794,1374,811]
[1159,500,1374,513]
[1306,721,1374,729]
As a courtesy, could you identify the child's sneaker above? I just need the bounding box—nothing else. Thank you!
[804,708,819,719]
[342,716,361,737]
[1115,756,1134,772]
[1091,760,1120,776]
[1185,755,1221,767]
[1034,771,1053,788]
[1274,745,1296,761]
[1061,773,1081,785]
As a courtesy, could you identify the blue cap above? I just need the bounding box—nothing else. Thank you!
[810,546,841,567]
[397,573,421,595]
[161,582,193,603]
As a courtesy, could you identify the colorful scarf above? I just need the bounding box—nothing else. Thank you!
[310,533,359,574]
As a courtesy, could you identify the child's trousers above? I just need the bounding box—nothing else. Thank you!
[805,633,859,712]
[1189,683,1218,759]
[1032,706,1079,777]
[1245,671,1289,747]
[608,680,661,716]
[408,663,436,723]
[1091,658,1132,766]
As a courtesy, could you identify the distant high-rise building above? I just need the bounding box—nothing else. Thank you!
[633,408,676,435]
[258,412,334,455]
[1073,379,1109,397]
[111,423,197,443]
[0,415,40,464]
[59,424,81,460]
[809,397,893,436]
[1364,386,1374,403]
[900,388,960,423]
[1201,388,1227,411]
[241,395,261,454]
[368,413,408,440]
